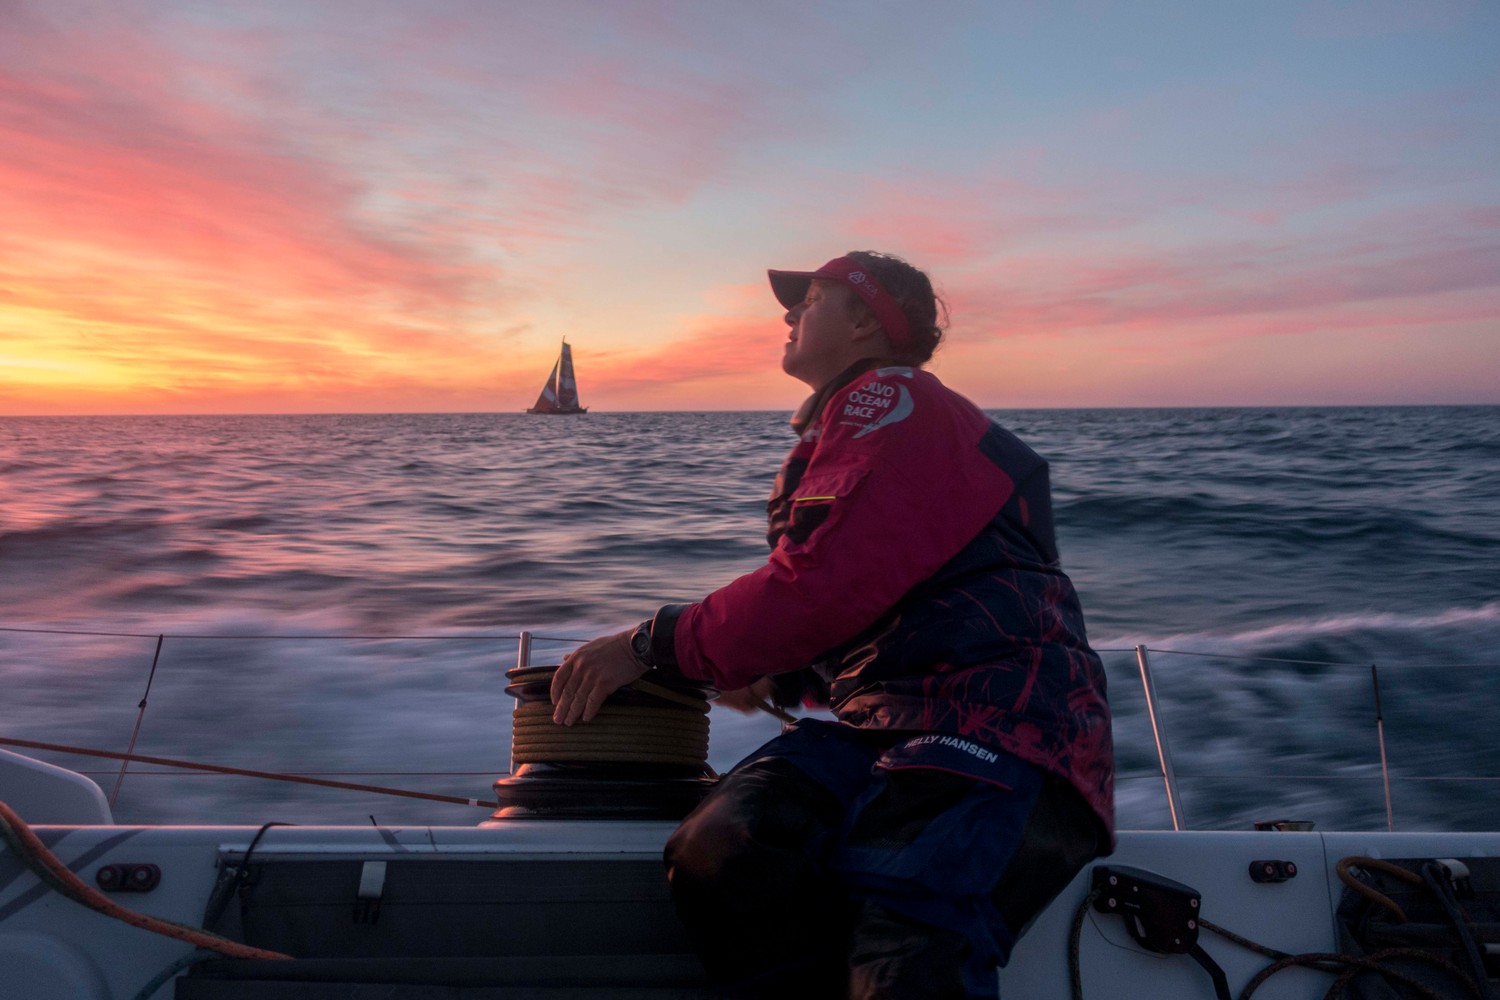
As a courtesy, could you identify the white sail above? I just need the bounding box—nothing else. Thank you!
[556,343,581,410]
[530,360,561,412]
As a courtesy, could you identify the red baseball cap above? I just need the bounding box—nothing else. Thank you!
[768,256,913,352]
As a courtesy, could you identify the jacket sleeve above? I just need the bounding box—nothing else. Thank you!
[653,371,1018,692]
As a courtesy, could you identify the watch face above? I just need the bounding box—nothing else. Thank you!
[632,627,651,661]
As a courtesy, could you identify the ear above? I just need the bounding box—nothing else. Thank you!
[849,306,892,350]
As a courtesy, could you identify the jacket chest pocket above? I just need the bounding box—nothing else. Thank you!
[779,466,870,548]
[785,495,836,544]
[766,454,812,546]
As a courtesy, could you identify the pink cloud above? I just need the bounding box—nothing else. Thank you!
[3,1,800,309]
[223,6,820,243]
[592,313,785,388]
[808,156,1500,352]
[538,58,762,199]
[836,174,1146,265]
[0,62,486,311]
[993,225,1499,334]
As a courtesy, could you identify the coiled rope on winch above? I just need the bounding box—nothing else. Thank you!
[512,703,709,766]
[509,678,712,769]
[493,667,721,819]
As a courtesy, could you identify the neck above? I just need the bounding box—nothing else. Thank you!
[789,357,896,437]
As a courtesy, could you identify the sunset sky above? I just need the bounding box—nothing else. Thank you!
[2,1,1497,414]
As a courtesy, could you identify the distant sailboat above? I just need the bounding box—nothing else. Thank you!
[526,339,588,415]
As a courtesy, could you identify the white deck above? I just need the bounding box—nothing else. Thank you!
[4,814,1496,999]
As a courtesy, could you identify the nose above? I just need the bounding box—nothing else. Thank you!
[784,302,805,326]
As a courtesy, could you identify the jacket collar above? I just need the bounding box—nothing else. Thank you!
[789,358,896,438]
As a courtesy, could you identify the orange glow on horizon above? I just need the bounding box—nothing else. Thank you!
[2,3,1496,414]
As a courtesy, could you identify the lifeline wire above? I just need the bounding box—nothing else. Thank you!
[0,736,499,809]
[6,627,1496,667]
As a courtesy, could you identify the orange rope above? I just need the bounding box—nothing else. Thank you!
[1336,856,1426,924]
[0,799,291,961]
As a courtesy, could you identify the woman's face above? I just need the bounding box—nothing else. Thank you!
[780,280,866,389]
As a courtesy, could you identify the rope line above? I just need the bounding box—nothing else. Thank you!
[0,799,291,962]
[1069,884,1482,1000]
[1067,885,1103,1000]
[75,770,498,777]
[111,633,164,806]
[1225,943,1481,1000]
[1335,856,1425,923]
[748,695,797,724]
[512,702,706,723]
[628,677,712,712]
[0,736,498,809]
[0,624,594,644]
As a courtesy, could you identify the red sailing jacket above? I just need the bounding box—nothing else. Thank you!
[652,363,1115,837]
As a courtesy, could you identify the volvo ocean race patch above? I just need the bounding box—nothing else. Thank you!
[836,374,915,439]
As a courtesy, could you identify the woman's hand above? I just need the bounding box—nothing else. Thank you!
[550,629,648,725]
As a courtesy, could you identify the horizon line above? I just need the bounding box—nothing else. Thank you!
[5,401,1498,419]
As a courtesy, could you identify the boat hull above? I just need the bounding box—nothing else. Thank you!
[5,820,1498,999]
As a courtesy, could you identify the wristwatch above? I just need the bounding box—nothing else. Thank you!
[629,620,655,669]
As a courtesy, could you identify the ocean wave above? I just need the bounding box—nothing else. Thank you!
[1097,600,1500,659]
[0,517,167,551]
[1060,489,1495,554]
[3,407,1496,829]
[203,514,278,531]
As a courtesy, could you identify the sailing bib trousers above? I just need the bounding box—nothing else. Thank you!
[664,720,1104,999]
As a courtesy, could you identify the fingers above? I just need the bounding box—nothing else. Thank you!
[549,653,581,720]
[576,684,608,725]
[550,630,644,726]
[554,663,602,727]
[551,648,587,726]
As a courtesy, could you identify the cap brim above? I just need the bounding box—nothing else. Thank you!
[768,269,818,310]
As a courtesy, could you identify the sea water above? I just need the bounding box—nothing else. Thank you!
[1,407,1496,830]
